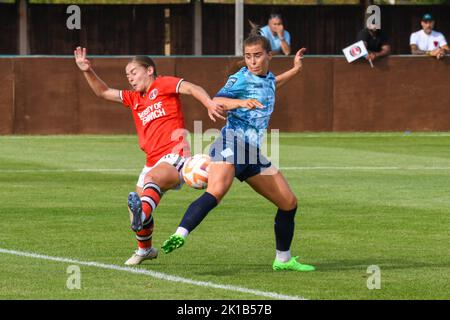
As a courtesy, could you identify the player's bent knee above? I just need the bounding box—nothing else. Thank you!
[144,167,179,190]
[279,194,297,211]
[144,171,160,184]
[206,179,233,202]
[205,189,225,203]
[205,184,229,203]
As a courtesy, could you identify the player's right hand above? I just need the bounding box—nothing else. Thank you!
[74,47,92,72]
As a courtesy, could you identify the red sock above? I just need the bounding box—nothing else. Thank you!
[136,220,154,249]
[136,182,162,249]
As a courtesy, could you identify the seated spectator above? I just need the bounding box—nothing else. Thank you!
[356,24,391,62]
[410,13,449,60]
[259,13,291,55]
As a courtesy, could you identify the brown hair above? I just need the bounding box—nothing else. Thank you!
[129,56,157,77]
[226,21,272,75]
[244,20,272,53]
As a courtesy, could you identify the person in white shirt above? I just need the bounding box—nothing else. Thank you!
[259,13,291,56]
[410,13,449,60]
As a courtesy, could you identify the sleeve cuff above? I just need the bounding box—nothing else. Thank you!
[176,79,184,93]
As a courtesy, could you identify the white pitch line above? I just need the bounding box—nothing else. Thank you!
[278,133,450,138]
[0,166,449,173]
[0,248,306,301]
[0,168,136,173]
[280,166,450,170]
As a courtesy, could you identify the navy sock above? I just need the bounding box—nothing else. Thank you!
[274,207,297,251]
[179,192,218,232]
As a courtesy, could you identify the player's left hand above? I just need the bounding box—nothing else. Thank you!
[293,48,306,70]
[206,100,226,122]
[242,99,264,109]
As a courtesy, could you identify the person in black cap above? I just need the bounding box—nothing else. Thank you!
[356,23,391,62]
[410,13,449,59]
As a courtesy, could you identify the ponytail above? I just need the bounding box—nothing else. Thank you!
[244,21,271,53]
[248,20,261,37]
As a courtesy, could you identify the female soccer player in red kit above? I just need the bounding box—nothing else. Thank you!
[74,47,224,265]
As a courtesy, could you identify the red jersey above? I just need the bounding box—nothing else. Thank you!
[120,76,190,167]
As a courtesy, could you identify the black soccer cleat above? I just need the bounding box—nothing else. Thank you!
[127,192,143,232]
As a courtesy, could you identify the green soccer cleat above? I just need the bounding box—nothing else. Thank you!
[161,234,185,254]
[272,256,316,272]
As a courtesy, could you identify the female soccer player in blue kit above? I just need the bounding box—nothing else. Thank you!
[162,33,315,272]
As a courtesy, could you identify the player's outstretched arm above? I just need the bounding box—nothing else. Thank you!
[275,48,306,89]
[74,47,121,103]
[178,81,225,122]
[213,97,263,111]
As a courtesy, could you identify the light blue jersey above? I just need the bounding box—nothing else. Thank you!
[215,67,276,147]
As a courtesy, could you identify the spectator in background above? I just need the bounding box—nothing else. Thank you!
[356,24,391,62]
[259,13,291,55]
[410,13,449,60]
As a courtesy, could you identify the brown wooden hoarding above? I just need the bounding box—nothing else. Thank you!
[0,56,449,135]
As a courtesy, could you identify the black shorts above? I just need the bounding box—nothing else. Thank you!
[209,135,272,182]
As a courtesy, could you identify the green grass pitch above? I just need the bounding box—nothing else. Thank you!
[0,133,449,300]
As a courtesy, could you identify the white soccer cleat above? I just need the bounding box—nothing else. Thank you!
[124,248,158,266]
